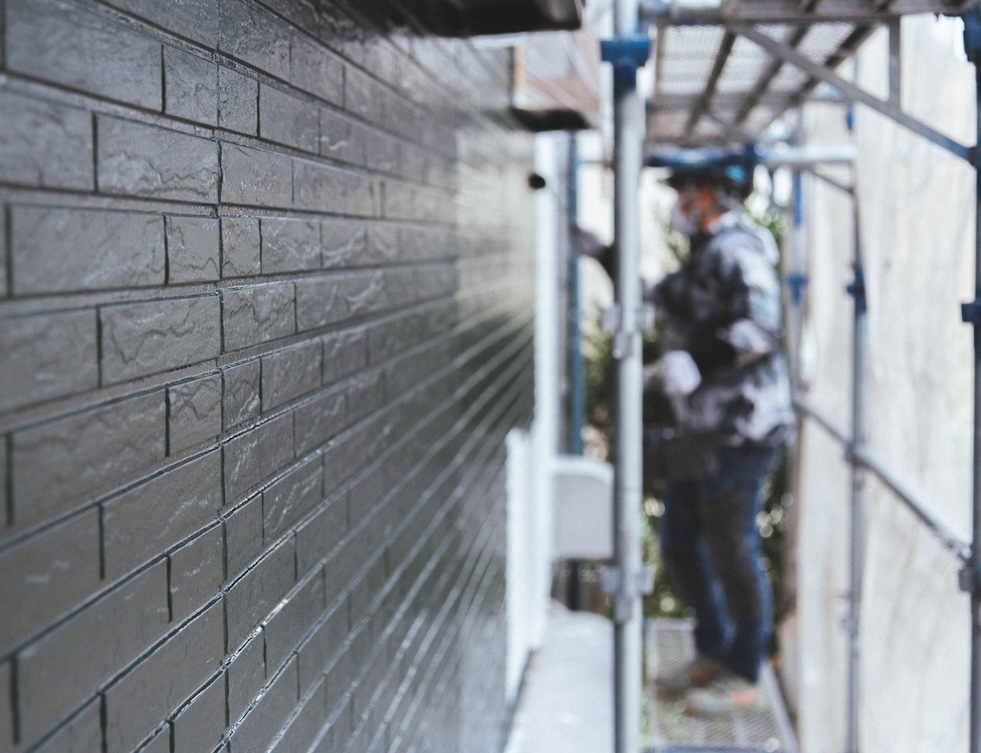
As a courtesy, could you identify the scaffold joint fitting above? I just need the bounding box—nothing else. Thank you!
[787,272,809,305]
[958,563,981,594]
[600,36,651,91]
[961,299,981,327]
[845,267,867,315]
[963,5,981,63]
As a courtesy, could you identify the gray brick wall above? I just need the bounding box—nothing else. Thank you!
[0,1,536,752]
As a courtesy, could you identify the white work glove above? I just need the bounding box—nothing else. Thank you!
[649,350,701,396]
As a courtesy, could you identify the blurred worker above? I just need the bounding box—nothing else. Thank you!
[574,150,794,714]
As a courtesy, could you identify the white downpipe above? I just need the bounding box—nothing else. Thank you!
[530,134,563,646]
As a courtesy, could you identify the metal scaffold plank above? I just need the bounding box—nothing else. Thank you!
[646,621,799,753]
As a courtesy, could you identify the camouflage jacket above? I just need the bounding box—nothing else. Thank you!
[649,210,795,448]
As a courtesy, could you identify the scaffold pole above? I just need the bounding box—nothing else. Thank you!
[602,2,650,750]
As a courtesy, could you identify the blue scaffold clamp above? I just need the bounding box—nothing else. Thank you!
[600,35,652,92]
[963,3,981,62]
[786,272,809,306]
[962,298,981,327]
[846,266,867,315]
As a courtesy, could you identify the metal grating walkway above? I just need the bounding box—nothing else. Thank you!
[645,620,799,753]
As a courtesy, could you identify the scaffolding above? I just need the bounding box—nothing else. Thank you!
[597,0,981,751]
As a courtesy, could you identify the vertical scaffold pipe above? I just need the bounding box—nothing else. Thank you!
[845,186,868,753]
[963,10,981,752]
[972,43,981,753]
[607,1,647,750]
[568,135,586,456]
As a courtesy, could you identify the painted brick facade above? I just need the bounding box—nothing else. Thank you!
[0,1,537,751]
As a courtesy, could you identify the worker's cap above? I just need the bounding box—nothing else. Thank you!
[646,145,758,199]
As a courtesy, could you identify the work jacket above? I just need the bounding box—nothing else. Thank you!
[651,210,795,449]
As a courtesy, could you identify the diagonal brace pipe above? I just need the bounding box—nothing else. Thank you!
[731,23,975,165]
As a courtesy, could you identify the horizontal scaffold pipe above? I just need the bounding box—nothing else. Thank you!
[639,0,966,26]
[794,394,973,562]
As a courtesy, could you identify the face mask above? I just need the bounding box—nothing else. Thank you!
[669,201,699,237]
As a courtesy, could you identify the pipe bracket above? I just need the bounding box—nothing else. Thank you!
[787,272,809,305]
[959,563,981,594]
[963,5,981,63]
[846,266,867,315]
[601,36,652,92]
[601,565,655,622]
[961,299,981,327]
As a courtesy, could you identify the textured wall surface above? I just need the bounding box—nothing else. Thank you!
[0,1,537,751]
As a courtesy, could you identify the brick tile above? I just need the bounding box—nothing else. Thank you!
[168,374,223,454]
[261,342,322,410]
[222,360,261,432]
[346,370,385,424]
[218,0,290,81]
[221,283,296,352]
[292,159,379,216]
[294,278,347,332]
[293,391,346,456]
[320,221,370,269]
[309,695,352,753]
[0,209,7,298]
[219,66,258,135]
[97,116,220,202]
[268,683,328,753]
[164,46,218,126]
[17,563,170,748]
[343,68,382,122]
[6,0,161,109]
[220,144,293,207]
[319,109,363,166]
[260,217,321,274]
[223,413,295,503]
[169,525,224,622]
[228,658,298,753]
[226,538,295,650]
[0,661,10,751]
[102,451,222,580]
[104,602,224,753]
[227,633,265,722]
[102,0,219,48]
[0,509,101,656]
[139,728,172,753]
[295,599,347,695]
[224,494,263,581]
[362,130,398,174]
[295,495,346,580]
[322,418,388,497]
[12,393,166,530]
[11,206,165,294]
[221,217,261,278]
[100,295,221,384]
[259,84,318,153]
[347,558,386,632]
[0,91,93,190]
[263,571,325,672]
[172,674,227,753]
[291,34,344,105]
[167,216,221,284]
[30,698,102,753]
[322,329,368,385]
[263,456,322,543]
[0,310,99,413]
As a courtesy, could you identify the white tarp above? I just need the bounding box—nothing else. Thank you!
[782,15,977,752]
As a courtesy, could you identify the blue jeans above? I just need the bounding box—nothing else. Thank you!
[660,445,777,682]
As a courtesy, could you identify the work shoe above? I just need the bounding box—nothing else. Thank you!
[684,669,762,715]
[654,654,724,693]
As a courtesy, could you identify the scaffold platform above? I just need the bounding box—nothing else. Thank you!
[646,620,799,753]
